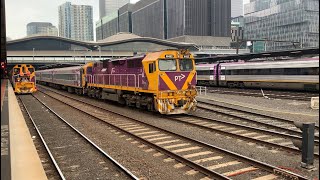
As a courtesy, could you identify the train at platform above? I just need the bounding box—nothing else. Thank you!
[9,64,37,94]
[196,56,319,91]
[36,50,198,115]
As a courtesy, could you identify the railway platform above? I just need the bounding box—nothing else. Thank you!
[1,79,47,180]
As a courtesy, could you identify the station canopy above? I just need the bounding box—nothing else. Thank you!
[7,33,197,52]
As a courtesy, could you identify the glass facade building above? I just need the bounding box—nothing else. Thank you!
[99,0,130,18]
[132,0,166,39]
[27,22,58,36]
[244,0,319,51]
[96,0,231,41]
[167,0,231,39]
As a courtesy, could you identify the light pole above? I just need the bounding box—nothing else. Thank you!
[99,46,101,60]
[84,52,87,64]
[90,49,93,61]
[32,48,35,62]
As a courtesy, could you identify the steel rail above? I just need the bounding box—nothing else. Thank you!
[207,88,318,101]
[38,87,309,180]
[198,99,320,130]
[37,88,231,180]
[19,96,66,180]
[31,94,139,180]
[168,114,319,158]
[197,100,320,137]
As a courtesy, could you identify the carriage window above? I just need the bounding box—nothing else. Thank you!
[159,59,177,71]
[197,70,214,75]
[179,59,194,71]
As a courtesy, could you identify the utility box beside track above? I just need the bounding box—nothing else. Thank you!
[311,97,319,110]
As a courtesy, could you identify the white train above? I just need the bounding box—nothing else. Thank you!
[196,57,319,91]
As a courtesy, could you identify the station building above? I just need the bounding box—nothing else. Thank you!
[6,33,196,65]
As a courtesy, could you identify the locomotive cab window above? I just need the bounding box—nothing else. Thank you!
[14,68,19,74]
[149,62,156,73]
[159,59,177,71]
[179,59,194,71]
[28,68,35,73]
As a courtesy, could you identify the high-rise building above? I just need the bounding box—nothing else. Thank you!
[96,0,231,41]
[244,0,319,51]
[166,0,231,39]
[27,22,58,36]
[99,0,130,18]
[59,2,94,41]
[59,2,72,39]
[231,0,243,17]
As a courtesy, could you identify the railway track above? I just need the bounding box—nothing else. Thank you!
[197,100,320,140]
[19,95,138,180]
[208,88,318,101]
[37,86,309,180]
[168,114,319,158]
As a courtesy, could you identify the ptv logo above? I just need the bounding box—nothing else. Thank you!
[175,74,186,82]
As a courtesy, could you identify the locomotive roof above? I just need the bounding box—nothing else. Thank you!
[108,55,146,62]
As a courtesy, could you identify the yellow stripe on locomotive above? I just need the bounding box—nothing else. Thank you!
[10,64,37,94]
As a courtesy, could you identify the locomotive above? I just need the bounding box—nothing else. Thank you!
[9,64,37,94]
[37,50,198,114]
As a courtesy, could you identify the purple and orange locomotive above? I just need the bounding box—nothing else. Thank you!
[37,50,197,114]
[9,64,37,94]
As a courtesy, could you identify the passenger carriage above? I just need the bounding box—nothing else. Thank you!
[196,57,319,91]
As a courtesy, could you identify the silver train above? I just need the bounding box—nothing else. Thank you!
[196,57,319,91]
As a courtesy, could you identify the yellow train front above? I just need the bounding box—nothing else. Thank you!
[142,50,198,114]
[10,64,37,94]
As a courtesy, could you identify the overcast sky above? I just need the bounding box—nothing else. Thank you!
[6,0,250,40]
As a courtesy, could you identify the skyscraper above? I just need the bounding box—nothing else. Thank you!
[244,0,319,50]
[96,0,231,41]
[59,2,72,39]
[166,0,231,39]
[59,2,94,41]
[27,22,58,36]
[99,0,130,18]
[231,0,243,17]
